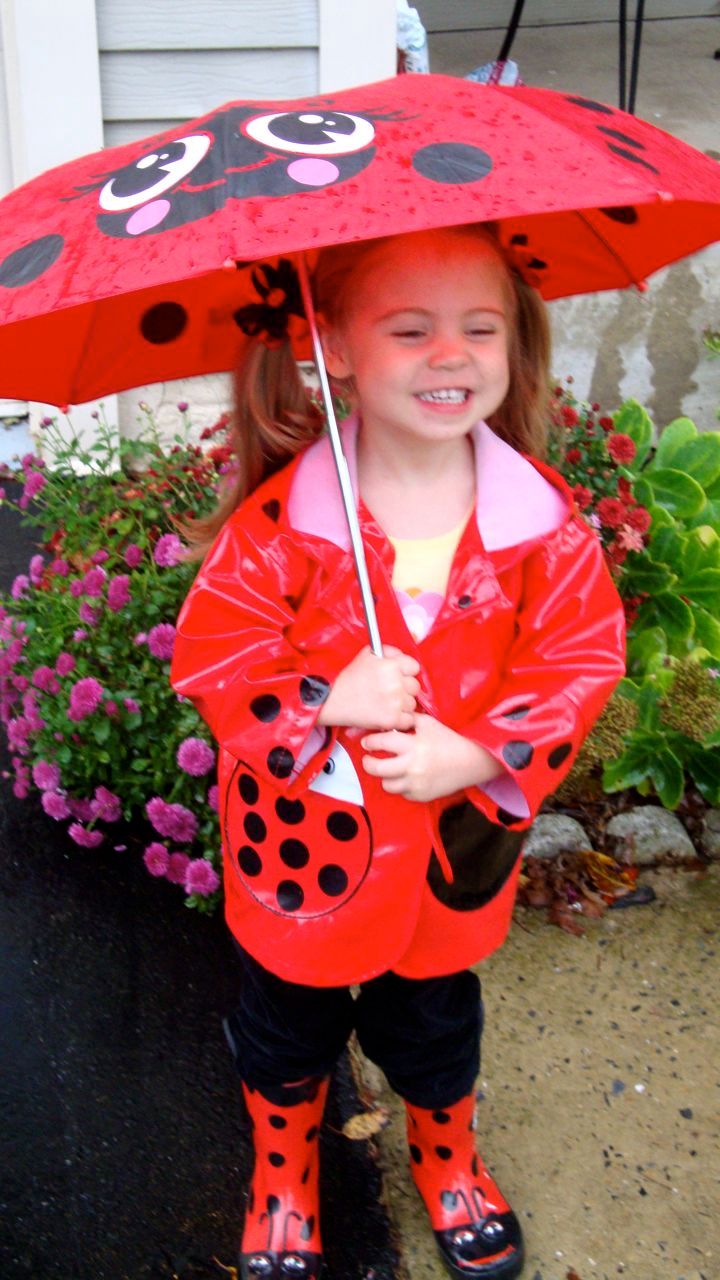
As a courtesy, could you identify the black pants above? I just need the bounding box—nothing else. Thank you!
[224,942,483,1110]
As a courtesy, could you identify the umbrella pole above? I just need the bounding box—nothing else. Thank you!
[296,252,384,657]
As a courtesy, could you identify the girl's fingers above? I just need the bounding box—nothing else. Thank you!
[362,729,407,753]
[362,751,408,779]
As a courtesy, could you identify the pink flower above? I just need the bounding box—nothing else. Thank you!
[11,575,30,599]
[124,544,143,569]
[78,602,100,627]
[177,400,189,412]
[91,785,122,823]
[82,566,106,597]
[23,471,47,500]
[104,700,119,716]
[73,629,88,643]
[107,575,131,612]
[32,760,61,791]
[68,822,104,848]
[70,580,84,598]
[143,842,169,876]
[147,623,176,661]
[68,676,104,721]
[91,549,109,565]
[32,665,60,694]
[42,790,71,820]
[55,652,76,677]
[29,554,45,585]
[177,737,215,776]
[145,797,198,843]
[166,852,191,884]
[207,785,219,812]
[146,796,172,835]
[616,526,645,552]
[134,633,147,646]
[13,781,29,799]
[185,859,221,896]
[123,697,140,714]
[69,796,95,822]
[153,533,184,568]
[51,558,70,577]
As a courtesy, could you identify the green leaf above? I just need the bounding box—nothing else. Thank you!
[649,746,685,809]
[646,503,675,533]
[670,434,720,491]
[612,399,654,469]
[603,741,653,792]
[649,526,685,567]
[93,718,111,744]
[679,568,720,608]
[652,417,697,468]
[682,526,720,575]
[639,592,694,644]
[692,608,720,660]
[638,468,706,519]
[621,557,676,594]
[684,744,720,804]
[626,627,667,674]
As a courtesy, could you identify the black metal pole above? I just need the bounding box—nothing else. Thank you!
[628,0,646,115]
[497,0,526,63]
[619,0,627,110]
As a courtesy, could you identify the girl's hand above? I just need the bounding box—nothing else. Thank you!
[317,645,421,731]
[361,713,502,802]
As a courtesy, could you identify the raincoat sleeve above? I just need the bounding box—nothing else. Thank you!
[463,521,626,826]
[170,510,352,789]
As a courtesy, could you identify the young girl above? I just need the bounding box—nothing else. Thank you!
[171,225,626,1280]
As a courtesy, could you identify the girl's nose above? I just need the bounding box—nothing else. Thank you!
[427,334,469,368]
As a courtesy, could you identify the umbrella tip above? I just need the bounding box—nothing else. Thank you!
[222,257,237,271]
[635,281,649,293]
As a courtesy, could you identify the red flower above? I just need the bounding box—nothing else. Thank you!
[607,540,628,566]
[625,504,652,534]
[617,476,636,504]
[607,433,637,464]
[572,484,593,510]
[599,416,614,432]
[561,405,579,427]
[566,448,582,465]
[596,496,628,528]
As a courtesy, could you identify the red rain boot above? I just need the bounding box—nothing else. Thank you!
[240,1078,329,1280]
[405,1093,524,1279]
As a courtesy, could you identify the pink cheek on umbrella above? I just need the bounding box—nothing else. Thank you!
[125,199,173,235]
[287,158,341,186]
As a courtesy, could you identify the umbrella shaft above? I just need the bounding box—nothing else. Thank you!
[297,253,384,657]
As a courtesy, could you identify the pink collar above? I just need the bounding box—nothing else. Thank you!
[287,414,567,551]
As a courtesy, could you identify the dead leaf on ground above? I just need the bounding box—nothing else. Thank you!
[342,1106,391,1140]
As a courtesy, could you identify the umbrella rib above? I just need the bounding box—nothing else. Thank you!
[572,208,645,290]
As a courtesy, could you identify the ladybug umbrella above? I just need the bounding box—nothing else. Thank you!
[0,72,719,648]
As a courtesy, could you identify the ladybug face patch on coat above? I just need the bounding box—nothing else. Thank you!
[224,744,372,918]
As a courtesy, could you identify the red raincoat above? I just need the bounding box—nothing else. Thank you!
[171,419,625,986]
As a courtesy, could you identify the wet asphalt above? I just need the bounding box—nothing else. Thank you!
[0,493,399,1280]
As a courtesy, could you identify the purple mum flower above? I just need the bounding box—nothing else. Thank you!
[91,550,109,565]
[107,575,131,612]
[32,760,61,791]
[146,796,172,836]
[124,544,143,569]
[32,665,60,694]
[69,796,95,822]
[185,859,221,896]
[23,471,47,501]
[91,785,122,823]
[166,852,190,885]
[82,566,106,598]
[123,697,140,714]
[153,533,184,568]
[143,842,169,876]
[29,554,45,585]
[11,575,30,600]
[177,737,215,777]
[68,822,104,848]
[207,785,219,812]
[68,676,104,721]
[147,624,176,661]
[78,602,101,627]
[55,652,76,677]
[42,790,71,820]
[51,558,70,577]
[70,580,84,598]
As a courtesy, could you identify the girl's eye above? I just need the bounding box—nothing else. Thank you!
[468,326,497,338]
[392,328,426,339]
[99,134,212,211]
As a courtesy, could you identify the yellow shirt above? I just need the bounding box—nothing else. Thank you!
[388,515,468,642]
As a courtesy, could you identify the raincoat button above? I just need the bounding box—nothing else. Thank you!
[457,594,472,608]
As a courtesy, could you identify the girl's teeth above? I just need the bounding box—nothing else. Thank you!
[418,389,468,403]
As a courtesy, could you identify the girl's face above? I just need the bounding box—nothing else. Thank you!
[321,230,511,451]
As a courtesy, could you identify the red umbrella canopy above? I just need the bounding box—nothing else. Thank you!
[0,73,718,405]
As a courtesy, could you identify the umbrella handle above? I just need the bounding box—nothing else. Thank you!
[297,252,384,658]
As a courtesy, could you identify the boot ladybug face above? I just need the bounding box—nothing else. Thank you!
[224,743,372,919]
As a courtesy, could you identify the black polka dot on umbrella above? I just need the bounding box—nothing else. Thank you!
[275,796,306,825]
[606,144,659,174]
[238,772,260,805]
[504,705,530,720]
[268,1152,285,1167]
[409,1144,423,1164]
[0,233,64,288]
[565,95,614,115]
[598,126,645,151]
[140,300,188,344]
[277,879,304,911]
[318,864,349,897]
[412,142,493,185]
[269,1114,287,1129]
[305,1125,319,1142]
[280,838,309,869]
[251,694,281,723]
[548,742,573,769]
[238,845,262,876]
[244,812,267,843]
[326,811,358,841]
[300,1216,315,1241]
[435,1145,453,1160]
[299,675,330,707]
[267,747,295,779]
[599,205,639,224]
[502,741,534,770]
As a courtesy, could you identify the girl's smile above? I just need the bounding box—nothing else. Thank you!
[321,229,511,455]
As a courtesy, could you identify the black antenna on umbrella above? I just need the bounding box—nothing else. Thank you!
[296,252,384,657]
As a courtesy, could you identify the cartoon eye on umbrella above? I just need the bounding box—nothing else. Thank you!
[0,73,718,649]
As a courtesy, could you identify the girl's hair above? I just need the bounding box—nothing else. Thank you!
[180,224,551,557]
